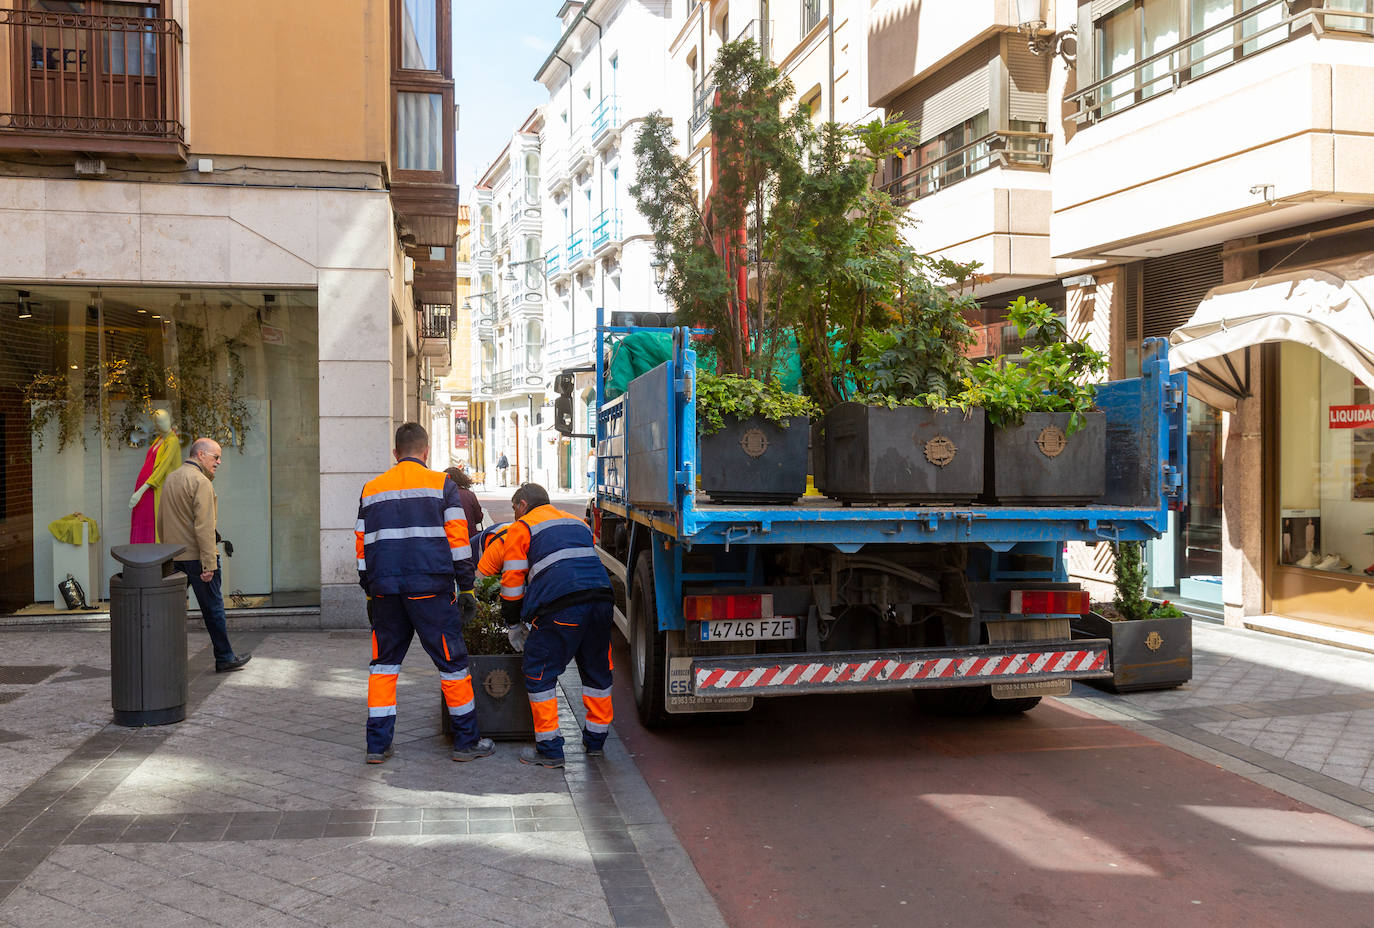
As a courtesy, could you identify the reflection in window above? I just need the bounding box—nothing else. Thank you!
[525,319,542,371]
[398,92,442,171]
[400,0,438,70]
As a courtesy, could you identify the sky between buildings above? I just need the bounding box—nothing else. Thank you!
[454,0,564,194]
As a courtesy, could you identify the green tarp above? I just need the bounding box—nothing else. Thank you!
[604,331,804,400]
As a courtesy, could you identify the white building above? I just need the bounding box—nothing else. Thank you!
[535,0,677,490]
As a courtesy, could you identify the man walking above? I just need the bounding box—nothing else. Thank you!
[355,422,494,765]
[159,438,251,673]
[496,451,509,487]
[477,482,613,768]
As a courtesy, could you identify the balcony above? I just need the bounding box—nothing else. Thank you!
[545,148,570,195]
[881,130,1051,207]
[590,95,620,150]
[418,304,452,374]
[546,330,596,371]
[544,244,564,279]
[1054,0,1374,259]
[888,131,1054,284]
[591,208,623,254]
[690,81,714,135]
[566,128,591,176]
[0,8,185,158]
[869,0,1020,105]
[566,227,588,269]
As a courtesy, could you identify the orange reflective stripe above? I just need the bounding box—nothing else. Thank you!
[407,594,437,600]
[355,531,365,560]
[367,672,397,708]
[529,697,560,735]
[583,694,614,727]
[371,631,378,661]
[554,620,578,627]
[607,644,614,671]
[445,518,469,551]
[440,676,474,708]
[442,635,452,661]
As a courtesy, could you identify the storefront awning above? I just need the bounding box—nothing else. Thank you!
[1169,257,1374,413]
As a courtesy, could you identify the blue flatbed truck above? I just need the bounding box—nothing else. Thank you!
[580,310,1188,726]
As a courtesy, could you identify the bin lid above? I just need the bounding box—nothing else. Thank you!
[111,543,186,568]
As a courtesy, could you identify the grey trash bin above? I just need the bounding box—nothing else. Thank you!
[109,543,189,726]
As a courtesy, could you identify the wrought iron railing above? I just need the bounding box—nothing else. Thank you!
[591,209,623,251]
[690,81,714,133]
[567,227,587,263]
[590,95,619,143]
[1069,0,1371,125]
[545,244,563,276]
[419,304,451,340]
[880,131,1051,207]
[0,9,184,147]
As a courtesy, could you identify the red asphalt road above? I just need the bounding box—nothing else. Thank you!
[610,637,1374,928]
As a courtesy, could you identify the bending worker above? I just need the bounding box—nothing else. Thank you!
[478,482,613,768]
[355,422,495,765]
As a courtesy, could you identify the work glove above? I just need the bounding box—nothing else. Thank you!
[457,590,477,622]
[507,622,531,653]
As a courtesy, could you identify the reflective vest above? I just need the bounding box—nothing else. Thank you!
[477,504,609,619]
[355,458,473,594]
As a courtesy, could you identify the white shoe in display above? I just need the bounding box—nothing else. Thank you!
[1296,551,1321,568]
[1315,554,1351,571]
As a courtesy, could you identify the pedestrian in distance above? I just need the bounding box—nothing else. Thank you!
[355,422,495,765]
[477,482,614,768]
[586,448,596,494]
[444,466,484,532]
[158,438,251,673]
[496,451,509,487]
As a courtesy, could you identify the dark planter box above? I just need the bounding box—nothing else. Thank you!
[1071,611,1193,693]
[819,404,985,504]
[699,414,809,504]
[986,410,1106,505]
[440,654,534,741]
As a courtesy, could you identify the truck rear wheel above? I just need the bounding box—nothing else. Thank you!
[630,552,673,728]
[985,695,1041,714]
[914,686,1042,716]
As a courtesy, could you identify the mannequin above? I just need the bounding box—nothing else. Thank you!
[128,408,181,543]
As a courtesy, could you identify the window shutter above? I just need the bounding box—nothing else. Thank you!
[887,43,994,143]
[1005,41,1049,123]
[1141,245,1224,339]
[1124,263,1140,342]
[1091,0,1132,21]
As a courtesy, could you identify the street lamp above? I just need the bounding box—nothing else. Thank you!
[503,257,546,287]
[1015,0,1076,67]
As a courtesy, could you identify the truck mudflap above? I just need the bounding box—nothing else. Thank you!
[689,639,1111,697]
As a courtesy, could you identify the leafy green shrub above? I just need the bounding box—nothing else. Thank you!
[461,593,517,655]
[1110,540,1151,622]
[1150,600,1186,618]
[695,372,819,436]
[957,297,1106,434]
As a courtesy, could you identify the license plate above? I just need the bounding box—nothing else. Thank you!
[696,618,796,642]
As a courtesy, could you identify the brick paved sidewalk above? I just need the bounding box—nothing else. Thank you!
[1061,619,1374,830]
[0,629,726,928]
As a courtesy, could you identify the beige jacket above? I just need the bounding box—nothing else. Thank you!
[158,460,218,570]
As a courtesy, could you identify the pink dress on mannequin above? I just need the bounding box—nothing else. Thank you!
[129,432,181,543]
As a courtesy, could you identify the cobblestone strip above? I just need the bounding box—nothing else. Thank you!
[0,633,267,902]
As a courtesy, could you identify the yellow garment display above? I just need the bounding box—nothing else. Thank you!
[48,513,100,546]
[147,431,181,542]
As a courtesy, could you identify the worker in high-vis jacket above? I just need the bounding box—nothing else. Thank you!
[477,482,613,768]
[356,422,495,765]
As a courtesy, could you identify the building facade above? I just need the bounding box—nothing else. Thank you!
[869,0,1374,636]
[0,0,459,626]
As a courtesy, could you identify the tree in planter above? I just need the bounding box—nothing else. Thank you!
[695,372,818,436]
[1110,539,1152,622]
[631,39,810,383]
[958,296,1107,433]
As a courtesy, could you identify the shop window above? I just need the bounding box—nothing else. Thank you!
[1278,342,1374,580]
[2,286,321,615]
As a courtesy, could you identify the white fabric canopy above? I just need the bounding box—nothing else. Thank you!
[1169,256,1374,413]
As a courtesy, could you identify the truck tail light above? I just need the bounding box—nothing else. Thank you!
[683,593,773,621]
[1009,589,1090,615]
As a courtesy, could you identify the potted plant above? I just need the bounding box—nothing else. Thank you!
[1071,541,1194,692]
[959,297,1107,505]
[695,372,817,503]
[815,256,986,504]
[441,576,534,741]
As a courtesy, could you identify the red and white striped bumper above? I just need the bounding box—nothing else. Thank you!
[690,640,1112,696]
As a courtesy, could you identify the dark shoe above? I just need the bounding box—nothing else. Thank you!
[452,737,496,762]
[583,742,605,757]
[365,746,395,765]
[216,654,252,673]
[518,746,565,768]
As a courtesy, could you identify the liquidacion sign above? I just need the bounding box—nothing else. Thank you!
[1329,405,1374,429]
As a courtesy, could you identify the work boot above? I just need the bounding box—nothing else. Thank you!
[582,740,605,758]
[518,746,565,768]
[452,737,496,762]
[216,653,252,673]
[365,746,395,765]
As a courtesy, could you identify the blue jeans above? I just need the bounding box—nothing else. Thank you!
[176,558,234,665]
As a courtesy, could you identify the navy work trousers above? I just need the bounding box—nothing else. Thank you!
[522,599,614,760]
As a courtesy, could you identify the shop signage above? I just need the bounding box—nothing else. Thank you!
[453,407,468,449]
[1328,405,1374,429]
[259,324,285,345]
